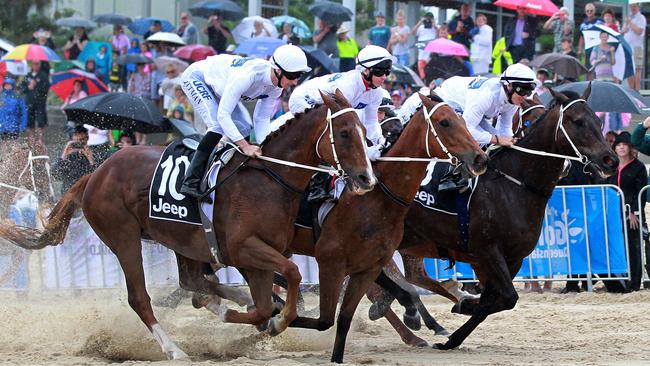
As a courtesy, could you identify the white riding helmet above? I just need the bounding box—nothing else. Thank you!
[357,45,395,70]
[501,63,537,89]
[270,44,312,73]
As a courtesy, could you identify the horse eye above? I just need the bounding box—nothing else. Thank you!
[440,120,450,127]
[340,130,350,138]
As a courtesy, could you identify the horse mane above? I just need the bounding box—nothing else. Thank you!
[261,92,352,146]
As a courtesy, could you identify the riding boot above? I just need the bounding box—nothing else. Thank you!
[307,172,334,204]
[437,167,469,193]
[180,132,221,202]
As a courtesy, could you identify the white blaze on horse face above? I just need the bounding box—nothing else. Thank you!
[151,323,189,360]
[357,125,377,186]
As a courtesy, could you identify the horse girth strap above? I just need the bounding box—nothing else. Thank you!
[377,179,411,208]
[490,167,552,199]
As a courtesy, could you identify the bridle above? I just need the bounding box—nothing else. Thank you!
[315,107,358,177]
[514,103,545,137]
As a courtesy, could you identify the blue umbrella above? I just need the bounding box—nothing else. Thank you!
[128,17,174,35]
[92,13,133,26]
[298,45,338,75]
[189,0,245,21]
[233,37,286,57]
[271,16,312,39]
[613,35,635,81]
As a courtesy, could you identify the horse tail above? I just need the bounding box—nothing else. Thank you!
[0,174,90,250]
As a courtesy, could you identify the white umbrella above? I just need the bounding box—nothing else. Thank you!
[153,56,189,73]
[0,38,14,53]
[160,77,181,97]
[232,16,278,44]
[146,32,186,46]
[582,23,619,50]
[4,60,28,76]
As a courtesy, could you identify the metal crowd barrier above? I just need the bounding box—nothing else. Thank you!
[637,185,650,285]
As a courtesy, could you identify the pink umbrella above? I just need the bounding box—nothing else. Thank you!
[424,38,468,57]
[494,0,559,17]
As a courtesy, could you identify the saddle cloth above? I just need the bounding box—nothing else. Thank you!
[413,161,478,215]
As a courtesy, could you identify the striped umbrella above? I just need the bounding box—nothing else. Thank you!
[51,69,108,100]
[2,44,61,62]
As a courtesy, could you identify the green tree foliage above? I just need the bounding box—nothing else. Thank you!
[0,0,53,44]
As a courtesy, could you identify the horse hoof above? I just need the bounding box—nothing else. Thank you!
[434,327,450,336]
[266,314,287,336]
[432,342,450,350]
[166,349,189,360]
[408,338,429,347]
[368,300,391,321]
[403,312,422,331]
[256,319,271,332]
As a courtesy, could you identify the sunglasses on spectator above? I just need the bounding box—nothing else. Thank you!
[370,68,391,77]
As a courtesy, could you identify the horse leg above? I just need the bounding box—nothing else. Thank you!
[289,268,346,330]
[402,254,466,303]
[331,269,383,364]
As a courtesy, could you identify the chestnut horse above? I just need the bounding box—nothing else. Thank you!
[285,93,488,363]
[380,87,618,350]
[5,91,375,360]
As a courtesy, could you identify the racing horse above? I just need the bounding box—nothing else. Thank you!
[285,93,488,363]
[2,90,376,359]
[383,87,618,350]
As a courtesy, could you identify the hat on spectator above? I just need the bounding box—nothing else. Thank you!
[374,11,385,18]
[391,89,403,98]
[536,68,550,76]
[336,25,350,35]
[612,131,632,149]
[425,12,434,18]
[73,125,88,135]
[3,77,15,86]
[33,29,51,39]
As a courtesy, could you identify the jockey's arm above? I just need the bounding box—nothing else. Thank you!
[253,89,282,143]
[462,98,494,145]
[364,102,384,146]
[215,76,255,144]
[495,108,515,138]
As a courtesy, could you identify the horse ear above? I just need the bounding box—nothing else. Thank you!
[319,90,335,110]
[548,87,568,105]
[582,82,592,101]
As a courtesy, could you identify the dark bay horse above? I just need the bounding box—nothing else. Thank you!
[285,93,488,363]
[388,87,617,350]
[4,91,375,360]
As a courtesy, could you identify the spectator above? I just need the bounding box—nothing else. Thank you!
[605,130,617,147]
[505,7,539,63]
[438,23,449,39]
[388,10,410,66]
[280,22,295,43]
[631,116,650,155]
[313,19,339,59]
[589,31,617,81]
[83,122,113,165]
[336,25,359,72]
[140,42,153,73]
[368,11,391,49]
[126,38,141,75]
[0,78,27,149]
[176,12,198,45]
[115,132,134,150]
[543,7,574,53]
[95,45,110,82]
[167,85,194,124]
[128,63,151,98]
[160,64,179,113]
[602,7,620,31]
[491,36,513,75]
[108,52,121,92]
[251,20,271,38]
[84,59,103,83]
[391,89,403,108]
[578,3,603,67]
[448,2,474,50]
[534,68,550,95]
[110,25,130,91]
[469,13,493,75]
[63,27,89,60]
[607,132,647,292]
[622,2,646,91]
[31,28,55,50]
[204,14,232,54]
[412,12,439,79]
[560,37,577,58]
[20,61,49,150]
[52,125,95,195]
[61,79,88,109]
[144,20,162,40]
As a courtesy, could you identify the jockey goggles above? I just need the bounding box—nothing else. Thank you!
[370,68,391,77]
[512,83,535,97]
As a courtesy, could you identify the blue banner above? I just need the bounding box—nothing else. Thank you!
[424,186,629,279]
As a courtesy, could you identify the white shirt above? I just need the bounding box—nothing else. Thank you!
[83,124,109,146]
[391,25,411,56]
[435,76,517,145]
[396,90,428,123]
[289,69,384,144]
[624,11,647,49]
[189,54,282,142]
[416,25,437,60]
[470,24,493,64]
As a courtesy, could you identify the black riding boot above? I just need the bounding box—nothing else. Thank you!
[180,132,221,201]
[437,167,469,193]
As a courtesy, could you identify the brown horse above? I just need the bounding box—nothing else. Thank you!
[284,93,488,363]
[379,87,618,351]
[5,90,375,360]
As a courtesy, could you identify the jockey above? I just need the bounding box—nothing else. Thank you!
[435,63,538,147]
[179,44,311,200]
[289,45,394,160]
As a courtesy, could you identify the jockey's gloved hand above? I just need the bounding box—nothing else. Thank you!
[238,141,262,157]
[367,144,383,161]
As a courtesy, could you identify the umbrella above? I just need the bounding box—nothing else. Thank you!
[51,69,109,100]
[582,23,619,50]
[154,56,189,73]
[424,38,469,57]
[494,0,559,17]
[530,53,588,79]
[540,81,646,114]
[233,37,286,57]
[189,0,245,20]
[92,13,133,26]
[271,15,312,39]
[0,38,14,53]
[77,41,112,65]
[174,44,216,61]
[298,45,339,75]
[147,32,186,46]
[612,35,635,81]
[63,92,170,133]
[117,54,153,65]
[232,16,279,44]
[128,17,175,35]
[424,54,469,81]
[160,77,181,97]
[55,16,97,29]
[388,64,424,87]
[52,60,86,72]
[308,1,353,23]
[2,44,60,62]
[0,60,28,76]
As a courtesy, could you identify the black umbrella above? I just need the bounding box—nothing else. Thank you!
[308,1,353,23]
[540,81,647,114]
[424,54,469,83]
[530,53,588,79]
[388,64,425,87]
[63,93,171,133]
[298,45,339,76]
[117,54,153,65]
[189,0,245,20]
[92,13,133,26]
[55,16,97,29]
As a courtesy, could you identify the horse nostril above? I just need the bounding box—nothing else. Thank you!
[603,155,617,168]
[358,174,371,186]
[475,153,488,167]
